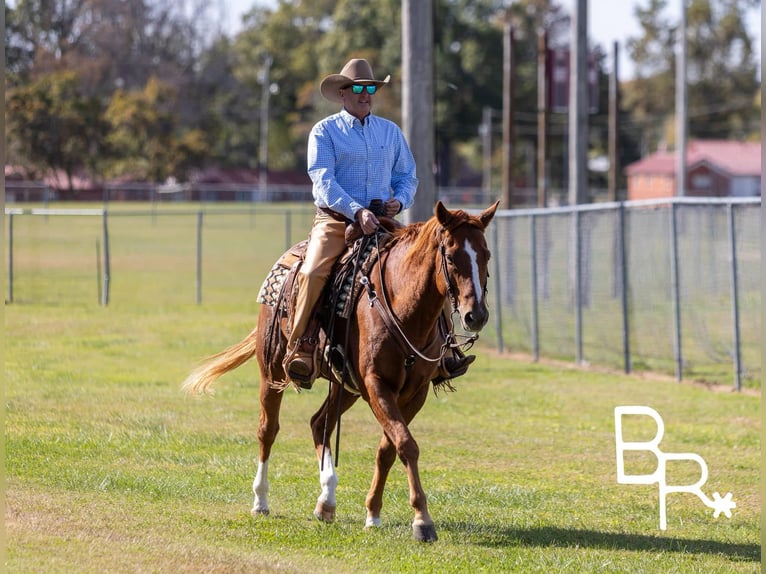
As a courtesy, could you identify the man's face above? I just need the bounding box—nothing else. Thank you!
[340,84,375,122]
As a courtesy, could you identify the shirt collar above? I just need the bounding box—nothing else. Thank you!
[340,108,372,128]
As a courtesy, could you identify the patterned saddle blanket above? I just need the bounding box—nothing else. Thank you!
[257,231,390,320]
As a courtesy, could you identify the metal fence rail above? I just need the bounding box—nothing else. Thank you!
[5,197,760,390]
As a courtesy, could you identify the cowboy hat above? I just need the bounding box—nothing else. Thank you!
[319,58,390,103]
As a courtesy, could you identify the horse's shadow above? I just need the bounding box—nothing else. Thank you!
[441,521,760,562]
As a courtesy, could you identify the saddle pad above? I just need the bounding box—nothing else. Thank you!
[257,263,290,306]
[257,240,307,306]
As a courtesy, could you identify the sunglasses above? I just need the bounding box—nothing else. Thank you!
[348,84,377,95]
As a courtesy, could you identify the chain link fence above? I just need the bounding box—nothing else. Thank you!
[5,197,760,390]
[484,197,760,390]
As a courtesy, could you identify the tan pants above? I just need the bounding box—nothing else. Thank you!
[288,211,348,349]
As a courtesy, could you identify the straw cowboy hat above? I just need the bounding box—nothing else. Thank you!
[319,58,390,103]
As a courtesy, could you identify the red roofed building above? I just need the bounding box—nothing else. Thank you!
[624,140,761,200]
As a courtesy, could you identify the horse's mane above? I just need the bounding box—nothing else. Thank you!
[392,209,484,251]
[390,208,483,262]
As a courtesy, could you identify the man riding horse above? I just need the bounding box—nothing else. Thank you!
[283,57,473,388]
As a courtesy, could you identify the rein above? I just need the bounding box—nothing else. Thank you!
[361,230,474,368]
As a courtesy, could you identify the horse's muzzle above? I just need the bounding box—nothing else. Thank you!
[462,305,489,332]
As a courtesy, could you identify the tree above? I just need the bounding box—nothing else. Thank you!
[624,0,760,151]
[6,71,108,196]
[104,76,208,182]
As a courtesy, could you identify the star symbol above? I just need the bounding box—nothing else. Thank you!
[711,492,736,518]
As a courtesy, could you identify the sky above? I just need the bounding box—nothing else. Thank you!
[219,0,761,81]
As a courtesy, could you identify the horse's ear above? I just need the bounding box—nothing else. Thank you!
[435,200,452,226]
[478,200,500,229]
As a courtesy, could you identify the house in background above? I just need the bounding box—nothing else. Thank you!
[624,140,761,201]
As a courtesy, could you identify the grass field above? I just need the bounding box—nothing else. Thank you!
[4,285,760,570]
[6,201,759,391]
[4,202,761,572]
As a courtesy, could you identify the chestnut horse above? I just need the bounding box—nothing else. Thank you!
[182,201,498,542]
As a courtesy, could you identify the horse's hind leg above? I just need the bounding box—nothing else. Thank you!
[309,386,359,522]
[251,376,284,517]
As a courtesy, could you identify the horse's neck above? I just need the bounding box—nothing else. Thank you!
[382,240,446,325]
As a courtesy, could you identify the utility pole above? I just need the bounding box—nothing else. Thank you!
[481,106,493,203]
[501,20,515,209]
[259,54,272,200]
[402,0,434,223]
[568,0,588,206]
[675,0,688,197]
[536,28,548,208]
[608,41,620,202]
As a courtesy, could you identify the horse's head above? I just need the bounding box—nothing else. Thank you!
[435,200,499,332]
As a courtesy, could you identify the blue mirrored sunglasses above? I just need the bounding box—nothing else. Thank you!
[349,84,377,95]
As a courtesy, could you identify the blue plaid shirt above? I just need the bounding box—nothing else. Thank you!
[307,109,418,221]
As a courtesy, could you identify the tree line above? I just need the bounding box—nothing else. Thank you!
[5,0,760,200]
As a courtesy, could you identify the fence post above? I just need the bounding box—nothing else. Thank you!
[530,214,539,361]
[491,220,504,353]
[619,203,631,374]
[285,210,292,251]
[574,210,583,364]
[669,203,682,381]
[196,211,203,305]
[96,240,102,305]
[101,209,111,306]
[727,204,742,391]
[8,213,14,303]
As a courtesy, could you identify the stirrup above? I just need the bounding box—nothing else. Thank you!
[432,353,475,385]
[324,345,362,396]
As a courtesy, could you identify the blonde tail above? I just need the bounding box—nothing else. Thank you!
[181,327,259,395]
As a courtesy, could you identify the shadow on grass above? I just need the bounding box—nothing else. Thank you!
[442,522,760,562]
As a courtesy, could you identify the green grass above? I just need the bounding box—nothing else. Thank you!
[6,201,759,389]
[4,201,761,572]
[5,295,760,573]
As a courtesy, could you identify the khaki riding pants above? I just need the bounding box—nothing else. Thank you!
[288,211,348,349]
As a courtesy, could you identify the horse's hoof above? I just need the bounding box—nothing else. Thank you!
[314,501,336,523]
[413,523,438,542]
[251,507,270,517]
[365,515,382,529]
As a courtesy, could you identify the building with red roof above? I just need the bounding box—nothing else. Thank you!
[624,140,761,200]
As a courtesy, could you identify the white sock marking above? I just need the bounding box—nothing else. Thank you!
[252,459,269,514]
[318,449,338,506]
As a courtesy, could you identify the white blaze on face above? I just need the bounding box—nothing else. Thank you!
[463,239,483,304]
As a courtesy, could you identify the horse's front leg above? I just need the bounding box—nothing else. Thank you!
[366,381,436,542]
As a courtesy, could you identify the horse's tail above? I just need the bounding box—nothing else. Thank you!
[181,326,259,395]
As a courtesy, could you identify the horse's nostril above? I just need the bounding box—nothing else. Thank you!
[465,312,474,326]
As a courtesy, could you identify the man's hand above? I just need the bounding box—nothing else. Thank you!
[384,199,401,217]
[356,208,380,235]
